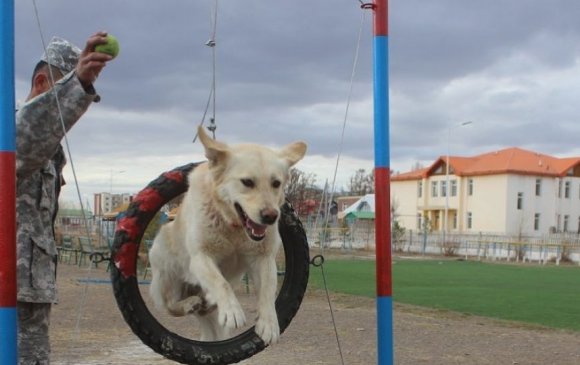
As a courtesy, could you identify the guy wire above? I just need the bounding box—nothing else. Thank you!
[31,0,97,340]
[313,8,368,365]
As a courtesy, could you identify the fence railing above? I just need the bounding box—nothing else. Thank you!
[305,224,580,265]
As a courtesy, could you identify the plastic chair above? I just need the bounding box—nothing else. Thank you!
[77,237,93,267]
[58,235,78,264]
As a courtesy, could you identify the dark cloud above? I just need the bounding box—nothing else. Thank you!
[13,0,580,200]
[16,1,369,110]
[391,0,580,85]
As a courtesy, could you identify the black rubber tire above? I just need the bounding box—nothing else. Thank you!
[110,163,310,364]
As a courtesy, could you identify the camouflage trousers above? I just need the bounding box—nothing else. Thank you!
[17,301,51,365]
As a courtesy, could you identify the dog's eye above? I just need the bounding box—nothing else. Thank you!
[241,179,255,188]
[272,180,281,189]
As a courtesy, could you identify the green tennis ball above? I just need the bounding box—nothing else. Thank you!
[95,34,120,58]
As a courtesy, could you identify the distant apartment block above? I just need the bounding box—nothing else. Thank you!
[391,147,580,236]
[93,192,133,216]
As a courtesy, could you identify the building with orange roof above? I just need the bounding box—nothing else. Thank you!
[391,147,580,236]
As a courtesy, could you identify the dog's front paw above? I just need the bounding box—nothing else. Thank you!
[255,310,280,345]
[217,296,246,330]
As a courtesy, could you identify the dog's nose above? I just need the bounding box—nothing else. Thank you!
[260,208,279,225]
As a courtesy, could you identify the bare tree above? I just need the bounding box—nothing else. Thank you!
[285,168,317,207]
[411,161,425,171]
[58,199,77,210]
[391,199,406,252]
[347,168,374,195]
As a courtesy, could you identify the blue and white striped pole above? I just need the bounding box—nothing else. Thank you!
[0,0,18,364]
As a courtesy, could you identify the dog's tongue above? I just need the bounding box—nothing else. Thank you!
[247,219,267,236]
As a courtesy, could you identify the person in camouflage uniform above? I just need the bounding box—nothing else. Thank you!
[16,32,114,365]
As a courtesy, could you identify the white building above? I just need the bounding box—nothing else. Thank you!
[391,147,580,236]
[338,194,375,218]
[93,192,133,216]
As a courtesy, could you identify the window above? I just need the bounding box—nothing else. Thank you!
[453,212,458,229]
[417,181,423,198]
[564,215,569,232]
[467,212,473,229]
[565,181,571,198]
[578,216,580,233]
[517,192,523,210]
[431,181,438,197]
[468,179,474,196]
[417,213,422,230]
[535,179,541,196]
[441,181,447,197]
[534,213,540,231]
[558,180,562,198]
[557,214,561,231]
[450,180,457,197]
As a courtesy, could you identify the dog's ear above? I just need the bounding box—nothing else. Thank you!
[198,126,229,165]
[279,141,307,167]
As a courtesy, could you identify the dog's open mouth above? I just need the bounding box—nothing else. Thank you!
[234,203,267,241]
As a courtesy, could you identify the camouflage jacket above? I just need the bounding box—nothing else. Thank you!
[16,71,97,303]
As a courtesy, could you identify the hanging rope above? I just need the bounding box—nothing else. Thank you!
[310,7,369,365]
[31,0,99,339]
[193,0,219,142]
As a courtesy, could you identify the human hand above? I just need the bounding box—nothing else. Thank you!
[75,31,114,87]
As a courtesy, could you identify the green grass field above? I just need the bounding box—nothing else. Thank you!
[308,258,580,331]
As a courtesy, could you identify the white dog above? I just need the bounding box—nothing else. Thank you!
[149,126,306,344]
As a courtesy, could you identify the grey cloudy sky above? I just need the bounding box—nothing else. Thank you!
[13,0,580,205]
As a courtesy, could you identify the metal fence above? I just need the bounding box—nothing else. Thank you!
[305,222,580,265]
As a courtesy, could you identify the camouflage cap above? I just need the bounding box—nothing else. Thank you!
[40,36,81,75]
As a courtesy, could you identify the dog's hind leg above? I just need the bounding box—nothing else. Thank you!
[197,310,230,341]
[188,254,247,330]
[160,281,216,317]
[150,264,207,317]
[166,296,205,317]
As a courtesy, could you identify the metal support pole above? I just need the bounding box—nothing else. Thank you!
[0,0,18,364]
[444,128,450,242]
[370,1,393,364]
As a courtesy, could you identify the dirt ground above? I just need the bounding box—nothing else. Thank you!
[48,260,580,365]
